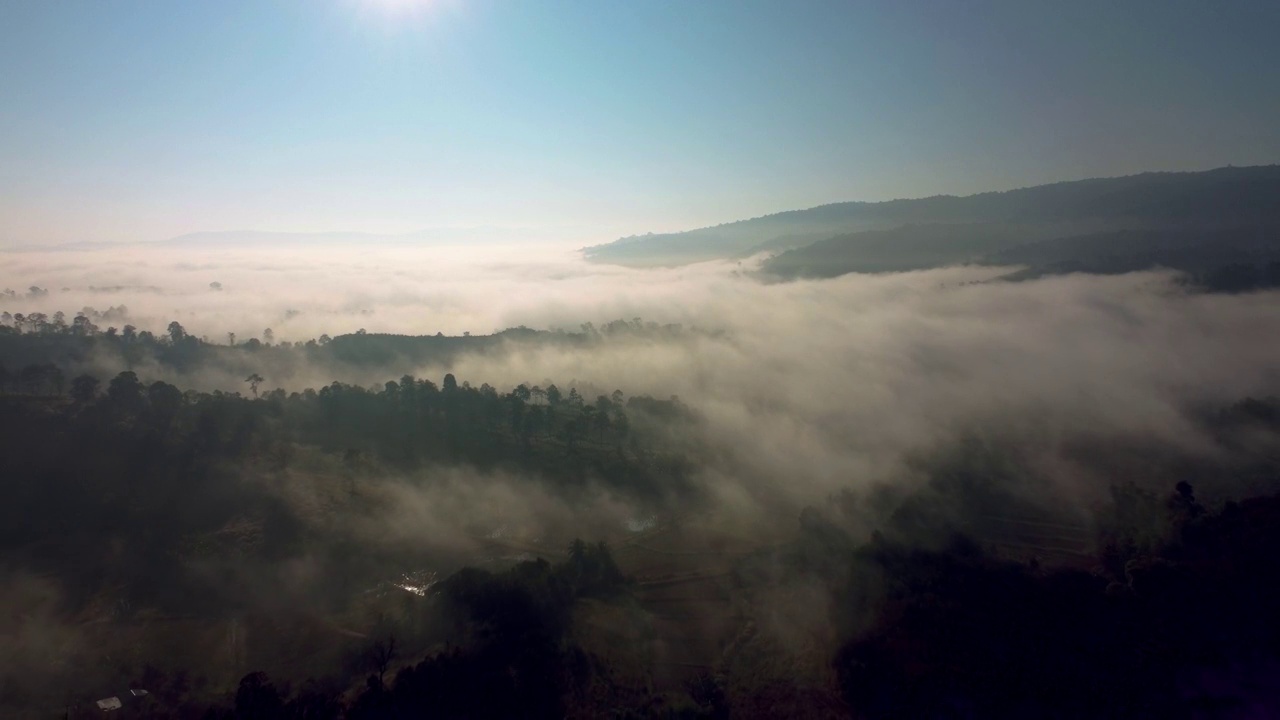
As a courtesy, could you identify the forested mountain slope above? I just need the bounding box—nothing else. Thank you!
[586,166,1280,273]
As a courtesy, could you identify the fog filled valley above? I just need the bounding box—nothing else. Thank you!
[8,0,1280,714]
[4,225,1280,718]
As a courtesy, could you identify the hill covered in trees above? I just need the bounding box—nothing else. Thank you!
[0,311,700,397]
[585,166,1280,288]
[0,322,704,718]
[3,310,1280,717]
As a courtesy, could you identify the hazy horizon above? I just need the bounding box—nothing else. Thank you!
[4,162,1275,253]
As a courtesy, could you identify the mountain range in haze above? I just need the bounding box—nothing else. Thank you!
[161,225,577,248]
[584,165,1280,288]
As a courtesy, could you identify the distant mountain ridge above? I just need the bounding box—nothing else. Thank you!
[583,165,1280,272]
[162,226,564,247]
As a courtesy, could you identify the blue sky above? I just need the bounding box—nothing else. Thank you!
[1,0,1277,246]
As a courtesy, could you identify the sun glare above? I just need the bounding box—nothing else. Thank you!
[359,0,436,18]
[346,0,460,31]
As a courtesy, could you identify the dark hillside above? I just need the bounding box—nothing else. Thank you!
[587,166,1280,271]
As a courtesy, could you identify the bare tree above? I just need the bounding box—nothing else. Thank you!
[369,634,397,687]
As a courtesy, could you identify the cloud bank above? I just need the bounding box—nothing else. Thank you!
[5,241,1280,516]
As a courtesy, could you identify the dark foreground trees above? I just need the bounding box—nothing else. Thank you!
[829,489,1280,719]
[200,543,630,720]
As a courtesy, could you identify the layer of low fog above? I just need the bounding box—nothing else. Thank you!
[7,239,1280,712]
[6,240,1280,518]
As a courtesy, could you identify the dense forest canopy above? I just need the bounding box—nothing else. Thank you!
[3,276,1280,716]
